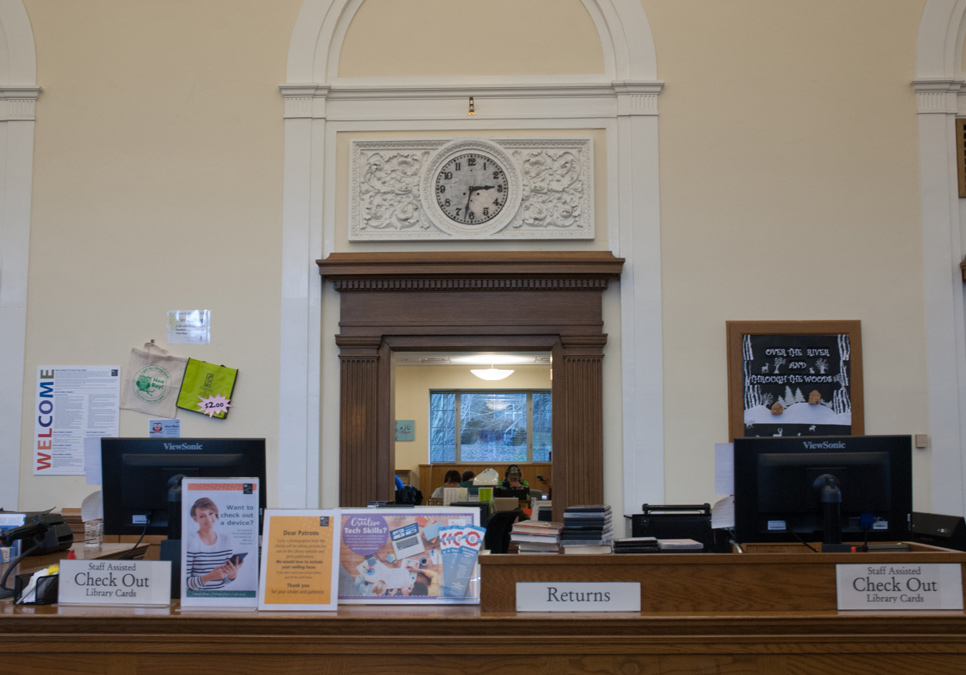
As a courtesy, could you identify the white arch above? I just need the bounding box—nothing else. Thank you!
[917,0,966,79]
[279,0,663,513]
[287,0,657,86]
[916,0,966,515]
[0,0,40,509]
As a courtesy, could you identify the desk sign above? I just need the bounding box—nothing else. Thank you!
[516,582,641,612]
[836,563,964,611]
[258,509,340,611]
[58,560,171,606]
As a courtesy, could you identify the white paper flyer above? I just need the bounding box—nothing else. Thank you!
[180,478,260,608]
[34,366,120,475]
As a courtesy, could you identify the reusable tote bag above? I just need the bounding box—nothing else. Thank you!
[176,358,238,419]
[120,342,188,418]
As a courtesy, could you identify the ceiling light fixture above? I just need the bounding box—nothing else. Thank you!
[471,365,514,381]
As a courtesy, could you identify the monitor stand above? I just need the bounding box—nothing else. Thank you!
[160,539,181,599]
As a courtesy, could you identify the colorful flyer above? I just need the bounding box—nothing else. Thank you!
[34,366,120,475]
[180,478,260,609]
[338,507,481,605]
[258,510,340,611]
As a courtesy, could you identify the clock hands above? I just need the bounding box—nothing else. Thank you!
[464,185,497,216]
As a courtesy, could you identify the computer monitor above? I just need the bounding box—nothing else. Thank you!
[493,486,531,502]
[449,502,491,528]
[101,437,267,537]
[733,435,912,545]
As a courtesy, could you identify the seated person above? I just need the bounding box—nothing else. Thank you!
[459,470,476,488]
[499,464,529,489]
[430,470,462,499]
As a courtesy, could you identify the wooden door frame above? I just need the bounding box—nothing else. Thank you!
[318,251,623,519]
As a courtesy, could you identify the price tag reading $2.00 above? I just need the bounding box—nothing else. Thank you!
[197,393,232,418]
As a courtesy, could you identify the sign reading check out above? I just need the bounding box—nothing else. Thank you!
[516,582,641,612]
[58,560,172,606]
[836,563,963,611]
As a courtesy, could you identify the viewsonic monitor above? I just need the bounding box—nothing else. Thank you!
[101,437,266,537]
[733,435,912,544]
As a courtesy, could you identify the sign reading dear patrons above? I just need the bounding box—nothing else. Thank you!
[727,321,863,440]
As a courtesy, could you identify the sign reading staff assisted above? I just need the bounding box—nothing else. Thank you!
[836,563,963,611]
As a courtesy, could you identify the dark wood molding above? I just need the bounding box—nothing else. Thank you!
[319,251,624,516]
[317,251,625,280]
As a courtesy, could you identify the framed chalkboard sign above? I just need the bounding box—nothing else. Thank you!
[726,320,863,441]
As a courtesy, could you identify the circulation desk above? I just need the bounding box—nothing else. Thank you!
[2,545,965,674]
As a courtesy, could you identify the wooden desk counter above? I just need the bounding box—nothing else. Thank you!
[2,548,965,674]
[1,602,965,674]
[480,545,966,612]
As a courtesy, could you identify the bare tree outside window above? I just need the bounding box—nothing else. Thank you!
[429,390,551,463]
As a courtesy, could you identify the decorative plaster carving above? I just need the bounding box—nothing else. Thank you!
[912,78,964,114]
[349,138,594,240]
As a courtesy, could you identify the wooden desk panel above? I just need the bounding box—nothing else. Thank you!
[480,547,966,612]
[1,604,965,674]
[3,549,966,673]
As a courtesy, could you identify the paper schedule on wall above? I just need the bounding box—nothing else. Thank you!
[176,358,237,419]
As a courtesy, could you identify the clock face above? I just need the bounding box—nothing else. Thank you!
[434,152,509,225]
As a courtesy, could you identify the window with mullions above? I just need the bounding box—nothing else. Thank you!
[430,390,551,463]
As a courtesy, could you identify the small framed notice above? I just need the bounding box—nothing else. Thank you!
[258,509,340,611]
[726,320,863,440]
[167,309,211,345]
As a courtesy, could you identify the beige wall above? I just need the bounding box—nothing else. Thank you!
[339,0,604,77]
[14,1,935,514]
[394,365,553,474]
[643,0,930,506]
[17,0,303,510]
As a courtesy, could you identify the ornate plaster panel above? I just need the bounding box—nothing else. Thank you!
[349,137,594,240]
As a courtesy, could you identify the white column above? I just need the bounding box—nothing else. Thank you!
[0,85,40,510]
[914,78,966,515]
[615,82,665,513]
[278,85,327,508]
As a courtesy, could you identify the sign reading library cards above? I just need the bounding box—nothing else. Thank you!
[836,563,964,611]
[258,509,340,611]
[59,560,171,606]
[181,478,260,609]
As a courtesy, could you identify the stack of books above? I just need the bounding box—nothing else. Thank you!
[613,536,659,553]
[561,505,613,554]
[509,519,563,554]
[657,538,704,552]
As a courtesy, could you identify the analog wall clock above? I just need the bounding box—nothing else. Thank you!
[421,139,522,237]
